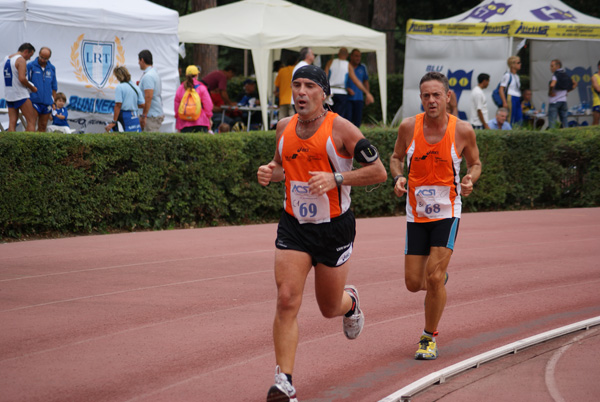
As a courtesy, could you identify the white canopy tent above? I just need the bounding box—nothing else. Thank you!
[401,0,600,126]
[0,0,179,132]
[179,0,387,128]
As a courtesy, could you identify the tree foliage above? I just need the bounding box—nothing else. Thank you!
[153,0,600,74]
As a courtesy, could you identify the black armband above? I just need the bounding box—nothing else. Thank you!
[354,138,379,164]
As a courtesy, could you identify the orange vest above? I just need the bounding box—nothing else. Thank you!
[278,112,353,223]
[406,113,462,223]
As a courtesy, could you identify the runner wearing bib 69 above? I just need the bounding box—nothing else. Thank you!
[390,71,482,361]
[257,65,386,402]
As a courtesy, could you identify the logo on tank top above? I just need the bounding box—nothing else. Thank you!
[416,150,439,161]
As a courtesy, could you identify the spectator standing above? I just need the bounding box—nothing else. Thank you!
[174,65,213,133]
[105,66,144,132]
[548,59,577,129]
[592,60,600,126]
[488,107,512,130]
[347,49,369,127]
[137,50,164,132]
[27,46,57,132]
[469,73,490,129]
[324,47,374,121]
[202,65,236,106]
[274,55,296,119]
[499,56,522,126]
[3,43,37,132]
[291,47,315,78]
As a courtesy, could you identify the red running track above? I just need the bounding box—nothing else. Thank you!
[1,208,599,402]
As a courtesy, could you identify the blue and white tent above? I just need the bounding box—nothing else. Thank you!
[0,0,179,132]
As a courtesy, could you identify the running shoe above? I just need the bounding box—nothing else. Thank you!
[415,335,438,360]
[267,366,298,402]
[343,285,364,339]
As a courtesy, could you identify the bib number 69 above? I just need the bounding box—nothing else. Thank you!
[299,202,317,218]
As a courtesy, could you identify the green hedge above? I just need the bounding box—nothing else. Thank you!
[1,127,599,239]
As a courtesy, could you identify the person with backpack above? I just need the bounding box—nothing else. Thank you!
[548,59,577,129]
[105,66,144,132]
[498,56,522,126]
[174,65,213,133]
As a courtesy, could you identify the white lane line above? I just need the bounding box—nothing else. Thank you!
[0,269,272,313]
[0,249,273,282]
[545,328,598,402]
[378,317,600,402]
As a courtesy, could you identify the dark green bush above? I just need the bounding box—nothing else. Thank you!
[1,126,599,239]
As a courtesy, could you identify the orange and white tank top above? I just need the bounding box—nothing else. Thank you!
[278,112,353,224]
[406,113,462,223]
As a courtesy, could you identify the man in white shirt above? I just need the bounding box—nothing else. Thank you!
[470,73,490,129]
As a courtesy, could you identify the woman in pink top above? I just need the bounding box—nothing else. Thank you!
[174,65,213,133]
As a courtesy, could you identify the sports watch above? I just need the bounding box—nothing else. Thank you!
[334,172,344,187]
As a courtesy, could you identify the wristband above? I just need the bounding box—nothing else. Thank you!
[393,174,403,186]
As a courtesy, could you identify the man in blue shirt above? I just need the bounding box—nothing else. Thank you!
[137,50,164,132]
[347,49,370,128]
[27,46,57,132]
[488,107,512,130]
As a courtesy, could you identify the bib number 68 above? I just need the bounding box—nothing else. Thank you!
[425,204,441,215]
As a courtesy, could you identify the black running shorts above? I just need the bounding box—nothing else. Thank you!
[405,217,460,255]
[275,210,356,267]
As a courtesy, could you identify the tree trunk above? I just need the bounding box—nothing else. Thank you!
[347,0,370,27]
[371,0,396,75]
[192,0,218,77]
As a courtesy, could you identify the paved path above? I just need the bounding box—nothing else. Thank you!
[1,208,599,401]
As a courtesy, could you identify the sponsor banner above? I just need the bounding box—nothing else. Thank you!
[408,20,600,39]
[407,20,512,37]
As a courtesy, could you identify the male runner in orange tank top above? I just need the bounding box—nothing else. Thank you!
[390,72,482,361]
[257,65,386,401]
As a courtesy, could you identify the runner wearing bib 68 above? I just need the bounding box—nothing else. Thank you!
[257,65,387,402]
[390,71,482,361]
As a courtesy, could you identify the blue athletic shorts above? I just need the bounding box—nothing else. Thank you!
[593,105,600,113]
[7,99,27,109]
[276,210,356,267]
[405,217,460,255]
[32,103,52,115]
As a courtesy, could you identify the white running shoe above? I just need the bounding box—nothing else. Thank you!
[343,285,364,339]
[267,366,298,402]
